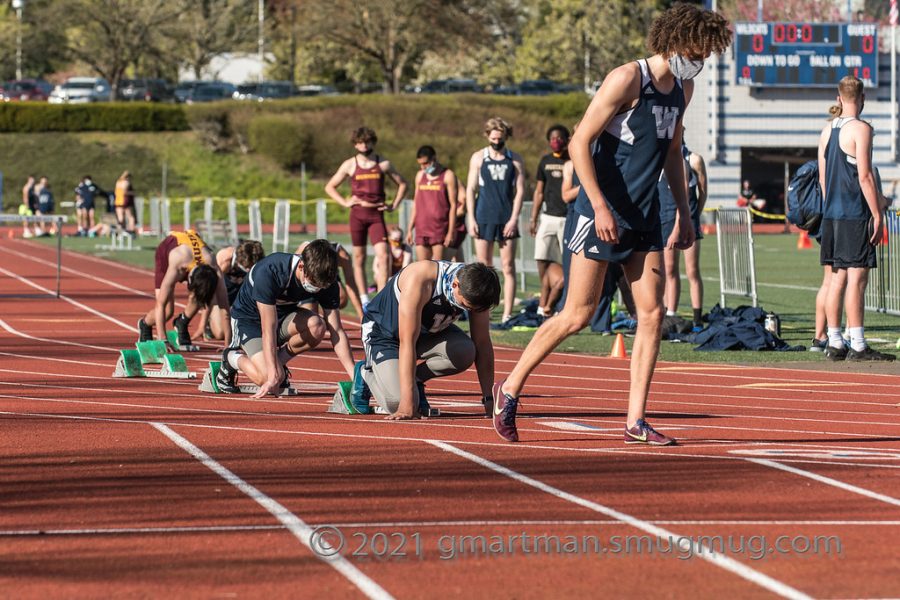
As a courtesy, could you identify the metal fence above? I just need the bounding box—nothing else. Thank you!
[715,207,758,307]
[866,210,900,316]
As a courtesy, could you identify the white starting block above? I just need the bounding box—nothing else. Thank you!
[96,230,141,252]
[113,349,196,378]
[198,362,299,395]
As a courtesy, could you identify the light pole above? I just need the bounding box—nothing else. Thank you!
[257,0,264,83]
[12,0,25,81]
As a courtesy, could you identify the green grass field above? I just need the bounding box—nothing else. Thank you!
[37,231,900,364]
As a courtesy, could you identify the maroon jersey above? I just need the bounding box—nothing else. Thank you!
[414,169,451,238]
[350,155,386,208]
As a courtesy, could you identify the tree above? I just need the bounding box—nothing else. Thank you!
[299,0,498,93]
[717,0,842,22]
[166,0,258,80]
[0,0,69,81]
[65,0,182,98]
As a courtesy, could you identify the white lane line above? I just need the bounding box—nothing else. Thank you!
[151,423,394,600]
[0,266,137,332]
[428,441,811,600]
[4,409,900,471]
[746,459,900,507]
[0,319,117,352]
[2,519,897,537]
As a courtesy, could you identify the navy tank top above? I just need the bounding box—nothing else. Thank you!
[575,59,686,232]
[476,148,515,224]
[823,117,868,221]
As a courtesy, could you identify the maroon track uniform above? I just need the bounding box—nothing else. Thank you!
[413,169,452,246]
[349,156,388,247]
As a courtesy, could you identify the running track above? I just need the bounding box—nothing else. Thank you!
[1,236,898,599]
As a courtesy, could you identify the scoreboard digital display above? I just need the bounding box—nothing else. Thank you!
[734,22,878,88]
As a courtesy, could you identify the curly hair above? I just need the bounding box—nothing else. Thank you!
[647,3,731,58]
[234,240,265,273]
[351,127,377,145]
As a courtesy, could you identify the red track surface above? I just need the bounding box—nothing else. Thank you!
[1,236,898,599]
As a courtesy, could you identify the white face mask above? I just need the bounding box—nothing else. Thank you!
[668,54,705,80]
[302,278,323,294]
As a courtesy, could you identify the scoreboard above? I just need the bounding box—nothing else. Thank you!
[734,22,878,88]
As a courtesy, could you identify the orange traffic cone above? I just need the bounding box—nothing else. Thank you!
[797,230,812,249]
[880,224,889,246]
[610,333,628,358]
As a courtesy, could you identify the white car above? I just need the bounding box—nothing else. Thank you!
[48,77,111,104]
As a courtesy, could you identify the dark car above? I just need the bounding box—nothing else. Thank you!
[185,82,236,104]
[414,78,481,94]
[1,78,53,102]
[174,81,203,103]
[119,78,173,102]
[255,81,296,100]
[517,79,558,95]
[491,84,520,96]
[232,83,259,101]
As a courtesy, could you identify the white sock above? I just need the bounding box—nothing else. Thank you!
[360,293,370,305]
[227,350,244,370]
[827,327,843,348]
[666,310,677,317]
[277,345,295,366]
[848,327,865,352]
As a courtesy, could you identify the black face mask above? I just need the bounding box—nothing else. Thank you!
[490,141,505,152]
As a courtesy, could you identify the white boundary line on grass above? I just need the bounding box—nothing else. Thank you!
[427,440,812,600]
[151,423,394,600]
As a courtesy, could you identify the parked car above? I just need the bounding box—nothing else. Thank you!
[255,81,296,100]
[295,84,338,97]
[413,78,482,94]
[491,84,520,95]
[185,82,235,104]
[517,79,558,95]
[174,80,203,103]
[232,83,259,101]
[48,77,111,103]
[1,79,53,102]
[119,78,173,102]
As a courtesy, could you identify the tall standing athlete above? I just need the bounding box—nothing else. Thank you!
[466,117,526,323]
[325,127,408,304]
[491,3,731,443]
[818,76,894,362]
[407,145,458,261]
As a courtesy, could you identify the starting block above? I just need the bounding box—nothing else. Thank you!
[166,330,200,352]
[198,361,299,395]
[135,340,168,364]
[113,349,196,378]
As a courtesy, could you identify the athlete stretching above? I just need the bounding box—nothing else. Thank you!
[491,3,731,444]
[325,127,408,303]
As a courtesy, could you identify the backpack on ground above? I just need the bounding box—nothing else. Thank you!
[786,160,823,236]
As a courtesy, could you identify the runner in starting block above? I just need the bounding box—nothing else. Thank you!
[213,240,356,397]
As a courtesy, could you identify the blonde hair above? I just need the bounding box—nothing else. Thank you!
[484,117,513,139]
[118,170,131,183]
[828,76,864,120]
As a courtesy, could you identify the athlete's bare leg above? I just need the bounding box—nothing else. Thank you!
[622,251,666,428]
[502,251,606,397]
[499,238,517,320]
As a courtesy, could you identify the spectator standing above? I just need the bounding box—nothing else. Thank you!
[74,175,102,237]
[19,175,36,238]
[34,176,57,236]
[114,171,137,234]
[407,145,458,260]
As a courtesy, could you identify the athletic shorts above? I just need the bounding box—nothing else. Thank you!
[476,222,519,243]
[36,202,53,215]
[415,234,447,247]
[230,311,302,357]
[349,207,388,247]
[448,227,466,249]
[362,322,468,366]
[115,194,134,209]
[819,218,876,269]
[79,198,95,211]
[154,235,180,289]
[567,213,663,265]
[534,214,566,263]
[661,215,703,245]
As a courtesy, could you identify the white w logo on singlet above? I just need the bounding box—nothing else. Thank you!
[487,163,509,181]
[652,106,679,139]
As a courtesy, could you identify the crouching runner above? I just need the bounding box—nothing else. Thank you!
[354,260,500,419]
[217,240,356,398]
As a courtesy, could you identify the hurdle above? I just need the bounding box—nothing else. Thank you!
[113,345,196,379]
[0,214,68,298]
[95,229,141,252]
[198,361,300,395]
[715,207,758,307]
[272,199,291,253]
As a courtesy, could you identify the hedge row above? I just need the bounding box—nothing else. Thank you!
[0,103,189,132]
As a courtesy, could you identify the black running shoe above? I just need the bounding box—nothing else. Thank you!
[216,349,240,393]
[138,318,153,343]
[173,312,192,347]
[846,346,896,362]
[824,344,848,361]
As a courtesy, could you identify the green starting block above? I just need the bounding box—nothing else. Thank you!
[166,330,200,352]
[198,361,299,395]
[135,340,168,364]
[113,349,196,379]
